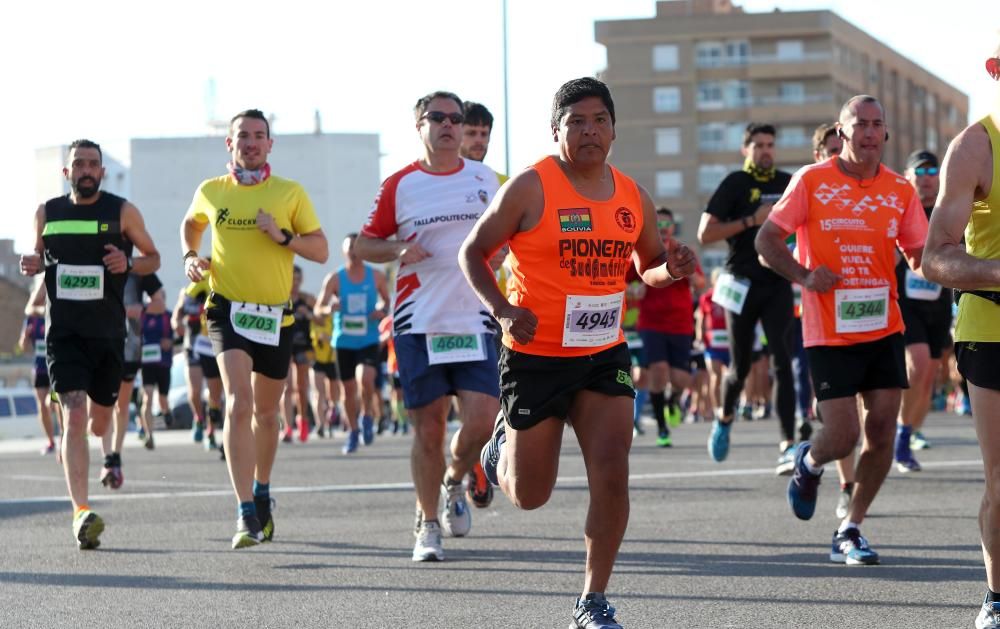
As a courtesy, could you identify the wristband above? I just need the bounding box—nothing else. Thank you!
[279,229,294,247]
[183,250,198,261]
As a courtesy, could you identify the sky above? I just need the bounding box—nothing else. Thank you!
[2,0,997,254]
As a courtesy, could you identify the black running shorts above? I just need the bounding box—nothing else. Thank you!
[47,335,124,407]
[806,333,908,402]
[500,342,634,430]
[901,303,952,359]
[198,354,221,379]
[141,364,171,396]
[955,342,1000,391]
[205,297,293,381]
[313,361,340,380]
[335,344,380,381]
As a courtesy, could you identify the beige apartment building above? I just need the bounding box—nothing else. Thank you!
[595,0,967,256]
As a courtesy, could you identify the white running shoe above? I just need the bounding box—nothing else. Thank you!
[439,478,472,538]
[412,520,444,562]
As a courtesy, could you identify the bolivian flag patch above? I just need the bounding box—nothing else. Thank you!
[558,208,593,233]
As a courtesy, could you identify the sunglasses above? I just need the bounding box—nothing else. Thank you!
[913,167,939,176]
[421,111,464,125]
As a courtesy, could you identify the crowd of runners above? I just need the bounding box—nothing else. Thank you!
[17,50,1000,628]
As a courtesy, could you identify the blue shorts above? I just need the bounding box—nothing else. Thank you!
[638,330,693,371]
[395,333,500,409]
[705,347,731,367]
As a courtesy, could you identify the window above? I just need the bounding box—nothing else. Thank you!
[695,41,724,68]
[697,81,723,110]
[652,44,679,71]
[656,171,683,198]
[699,164,731,193]
[653,86,682,113]
[698,123,744,152]
[0,397,10,418]
[778,82,805,104]
[655,127,681,155]
[726,40,749,64]
[776,40,803,61]
[13,395,37,417]
[927,127,939,152]
[777,125,808,148]
[725,80,750,108]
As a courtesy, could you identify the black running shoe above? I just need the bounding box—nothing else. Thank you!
[232,515,264,549]
[571,594,622,628]
[255,496,275,542]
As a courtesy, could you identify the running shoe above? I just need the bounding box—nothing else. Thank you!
[328,406,341,428]
[255,496,275,542]
[73,509,104,550]
[377,417,391,435]
[316,425,326,438]
[836,485,853,519]
[976,595,1000,629]
[100,453,123,490]
[754,401,772,421]
[740,403,753,421]
[830,527,879,565]
[137,427,146,442]
[666,405,682,428]
[467,462,494,509]
[232,515,264,549]
[911,431,931,450]
[656,430,672,448]
[481,412,507,487]
[143,434,155,451]
[219,444,226,462]
[343,429,361,453]
[41,441,55,455]
[192,419,204,443]
[412,520,444,562]
[775,444,797,476]
[707,419,731,462]
[205,433,217,451]
[281,425,293,443]
[895,454,922,473]
[361,415,375,445]
[787,442,822,521]
[163,411,174,428]
[571,593,622,629]
[296,415,309,443]
[440,477,471,537]
[401,421,409,435]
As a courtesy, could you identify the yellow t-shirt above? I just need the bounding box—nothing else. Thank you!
[185,174,322,306]
[311,316,334,363]
[954,114,1000,342]
[185,276,210,299]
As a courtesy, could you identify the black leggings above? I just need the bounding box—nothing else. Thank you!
[720,279,796,442]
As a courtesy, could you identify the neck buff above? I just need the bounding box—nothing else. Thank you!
[227,162,271,186]
[743,156,775,183]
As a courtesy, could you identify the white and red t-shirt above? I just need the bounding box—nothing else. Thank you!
[769,158,927,348]
[362,159,501,336]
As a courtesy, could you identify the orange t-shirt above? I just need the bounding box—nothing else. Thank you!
[768,158,927,348]
[505,156,644,357]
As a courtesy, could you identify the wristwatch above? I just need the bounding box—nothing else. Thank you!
[279,229,294,247]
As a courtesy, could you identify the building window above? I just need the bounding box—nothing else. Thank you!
[697,81,724,110]
[778,82,805,104]
[655,127,682,155]
[777,125,808,148]
[698,123,744,152]
[725,80,751,108]
[776,40,804,61]
[652,44,679,71]
[656,171,683,198]
[653,86,682,113]
[726,40,749,64]
[698,164,731,193]
[695,41,724,68]
[927,127,939,152]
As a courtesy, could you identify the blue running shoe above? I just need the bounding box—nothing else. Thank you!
[707,419,731,462]
[787,441,822,520]
[361,415,375,445]
[342,429,360,454]
[481,412,506,487]
[571,593,622,629]
[976,595,1000,629]
[830,527,879,565]
[192,420,204,443]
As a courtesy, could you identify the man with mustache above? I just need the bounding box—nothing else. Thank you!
[20,138,161,549]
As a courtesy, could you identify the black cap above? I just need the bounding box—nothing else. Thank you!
[905,149,939,171]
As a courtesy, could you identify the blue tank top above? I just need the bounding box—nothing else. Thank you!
[141,312,172,367]
[333,265,380,349]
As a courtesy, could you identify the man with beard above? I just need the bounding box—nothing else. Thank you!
[182,109,328,549]
[20,139,160,549]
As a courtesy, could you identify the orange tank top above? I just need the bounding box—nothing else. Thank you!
[505,156,644,357]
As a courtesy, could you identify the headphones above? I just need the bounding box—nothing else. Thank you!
[839,128,890,142]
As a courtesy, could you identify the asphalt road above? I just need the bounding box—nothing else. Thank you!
[0,411,989,628]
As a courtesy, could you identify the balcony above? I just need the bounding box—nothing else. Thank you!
[754,93,833,106]
[749,51,832,64]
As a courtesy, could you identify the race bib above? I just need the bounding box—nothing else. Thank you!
[34,339,46,358]
[562,292,624,348]
[904,269,942,301]
[342,314,368,336]
[230,302,282,347]
[708,329,730,349]
[56,264,103,301]
[141,343,162,364]
[835,286,889,334]
[426,334,486,365]
[712,273,750,315]
[624,330,643,350]
[193,335,215,357]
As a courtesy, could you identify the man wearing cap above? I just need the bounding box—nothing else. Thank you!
[893,150,951,473]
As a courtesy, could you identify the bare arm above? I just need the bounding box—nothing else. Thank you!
[923,123,997,288]
[287,229,329,264]
[756,219,839,292]
[374,269,390,315]
[313,272,340,317]
[354,235,433,265]
[120,202,161,275]
[24,280,46,316]
[171,288,187,335]
[697,201,773,245]
[633,187,696,287]
[19,205,46,276]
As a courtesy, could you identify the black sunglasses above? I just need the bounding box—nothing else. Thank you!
[421,111,464,125]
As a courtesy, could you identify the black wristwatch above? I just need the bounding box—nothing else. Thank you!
[126,257,134,272]
[279,229,294,247]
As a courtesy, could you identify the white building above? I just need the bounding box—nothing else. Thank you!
[35,144,129,202]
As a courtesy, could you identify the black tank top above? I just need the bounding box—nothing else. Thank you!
[42,192,131,339]
[291,296,311,348]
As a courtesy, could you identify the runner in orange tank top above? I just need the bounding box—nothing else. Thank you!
[459,77,696,629]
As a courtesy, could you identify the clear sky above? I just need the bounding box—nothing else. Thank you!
[2,0,997,254]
